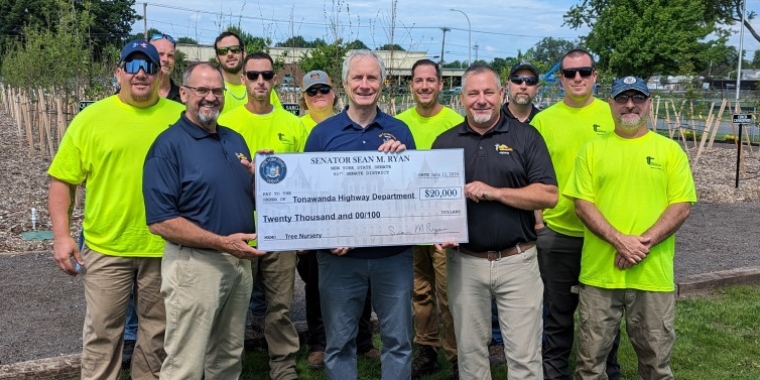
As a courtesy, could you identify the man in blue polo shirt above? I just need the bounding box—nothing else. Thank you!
[143,62,265,379]
[304,50,416,380]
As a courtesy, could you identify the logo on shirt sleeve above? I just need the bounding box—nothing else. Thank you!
[259,156,288,183]
[495,144,513,155]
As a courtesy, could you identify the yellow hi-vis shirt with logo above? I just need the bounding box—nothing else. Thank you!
[218,105,308,154]
[47,96,184,257]
[564,131,697,291]
[530,98,614,236]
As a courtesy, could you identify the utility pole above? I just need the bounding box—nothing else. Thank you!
[439,27,450,65]
[143,3,148,39]
[474,43,479,63]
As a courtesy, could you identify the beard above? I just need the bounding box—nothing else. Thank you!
[472,111,496,125]
[197,100,220,127]
[618,113,645,131]
[511,94,532,105]
[221,59,243,74]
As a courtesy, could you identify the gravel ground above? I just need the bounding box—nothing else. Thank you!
[2,110,760,365]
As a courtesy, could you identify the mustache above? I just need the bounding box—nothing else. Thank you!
[200,99,220,107]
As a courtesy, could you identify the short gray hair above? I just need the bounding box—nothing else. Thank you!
[461,64,501,90]
[342,50,386,84]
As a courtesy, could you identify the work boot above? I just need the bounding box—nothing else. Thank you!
[412,345,440,378]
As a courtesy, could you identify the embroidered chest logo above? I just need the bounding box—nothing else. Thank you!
[495,144,513,155]
[646,156,662,169]
[278,132,294,145]
[593,124,606,134]
[378,132,398,143]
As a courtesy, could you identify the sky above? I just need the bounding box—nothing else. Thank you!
[132,0,760,64]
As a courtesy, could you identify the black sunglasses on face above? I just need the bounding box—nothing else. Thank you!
[509,76,539,86]
[245,70,275,81]
[216,45,242,55]
[613,93,648,104]
[561,67,594,78]
[306,86,332,97]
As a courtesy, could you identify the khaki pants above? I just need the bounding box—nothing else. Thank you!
[251,251,300,380]
[80,247,165,380]
[447,247,543,380]
[160,243,253,380]
[574,284,675,380]
[412,245,457,361]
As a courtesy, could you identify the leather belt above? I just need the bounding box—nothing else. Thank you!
[457,241,535,261]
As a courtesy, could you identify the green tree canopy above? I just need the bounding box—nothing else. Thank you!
[298,39,349,89]
[564,0,721,79]
[0,0,139,59]
[276,35,310,47]
[224,25,270,53]
[345,39,369,50]
[177,36,197,44]
[524,37,577,68]
[377,43,405,51]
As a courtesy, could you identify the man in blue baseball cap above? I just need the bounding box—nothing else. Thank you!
[48,39,183,379]
[567,75,695,379]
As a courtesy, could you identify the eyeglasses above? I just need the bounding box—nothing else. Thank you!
[509,76,539,86]
[122,58,159,75]
[561,67,595,78]
[183,86,225,97]
[613,93,648,104]
[306,85,332,97]
[245,70,275,81]
[216,45,243,55]
[150,33,176,47]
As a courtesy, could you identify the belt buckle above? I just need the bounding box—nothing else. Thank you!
[487,250,502,261]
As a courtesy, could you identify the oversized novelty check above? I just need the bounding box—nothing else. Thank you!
[254,149,468,251]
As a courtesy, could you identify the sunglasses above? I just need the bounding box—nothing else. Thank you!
[122,58,159,75]
[561,67,595,78]
[150,33,176,47]
[184,86,225,98]
[245,70,275,81]
[306,85,332,97]
[510,76,539,86]
[613,93,648,104]
[216,45,243,55]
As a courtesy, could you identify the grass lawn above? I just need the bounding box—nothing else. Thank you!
[123,285,760,379]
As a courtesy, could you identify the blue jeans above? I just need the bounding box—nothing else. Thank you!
[318,249,414,380]
[491,299,503,346]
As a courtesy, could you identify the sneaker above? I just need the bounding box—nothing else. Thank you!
[360,347,381,360]
[412,345,440,379]
[450,358,459,380]
[488,344,506,367]
[307,351,325,369]
[122,339,135,369]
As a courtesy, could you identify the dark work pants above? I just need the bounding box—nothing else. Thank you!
[537,227,621,380]
[296,251,375,353]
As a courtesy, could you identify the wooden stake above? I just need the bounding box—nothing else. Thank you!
[707,99,728,149]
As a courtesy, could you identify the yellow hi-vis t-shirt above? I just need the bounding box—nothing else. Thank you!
[47,96,184,257]
[218,105,308,154]
[222,82,282,115]
[564,131,697,291]
[301,113,329,135]
[530,98,614,236]
[396,106,463,150]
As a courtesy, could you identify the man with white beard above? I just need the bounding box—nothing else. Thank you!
[566,76,696,379]
[143,62,265,379]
